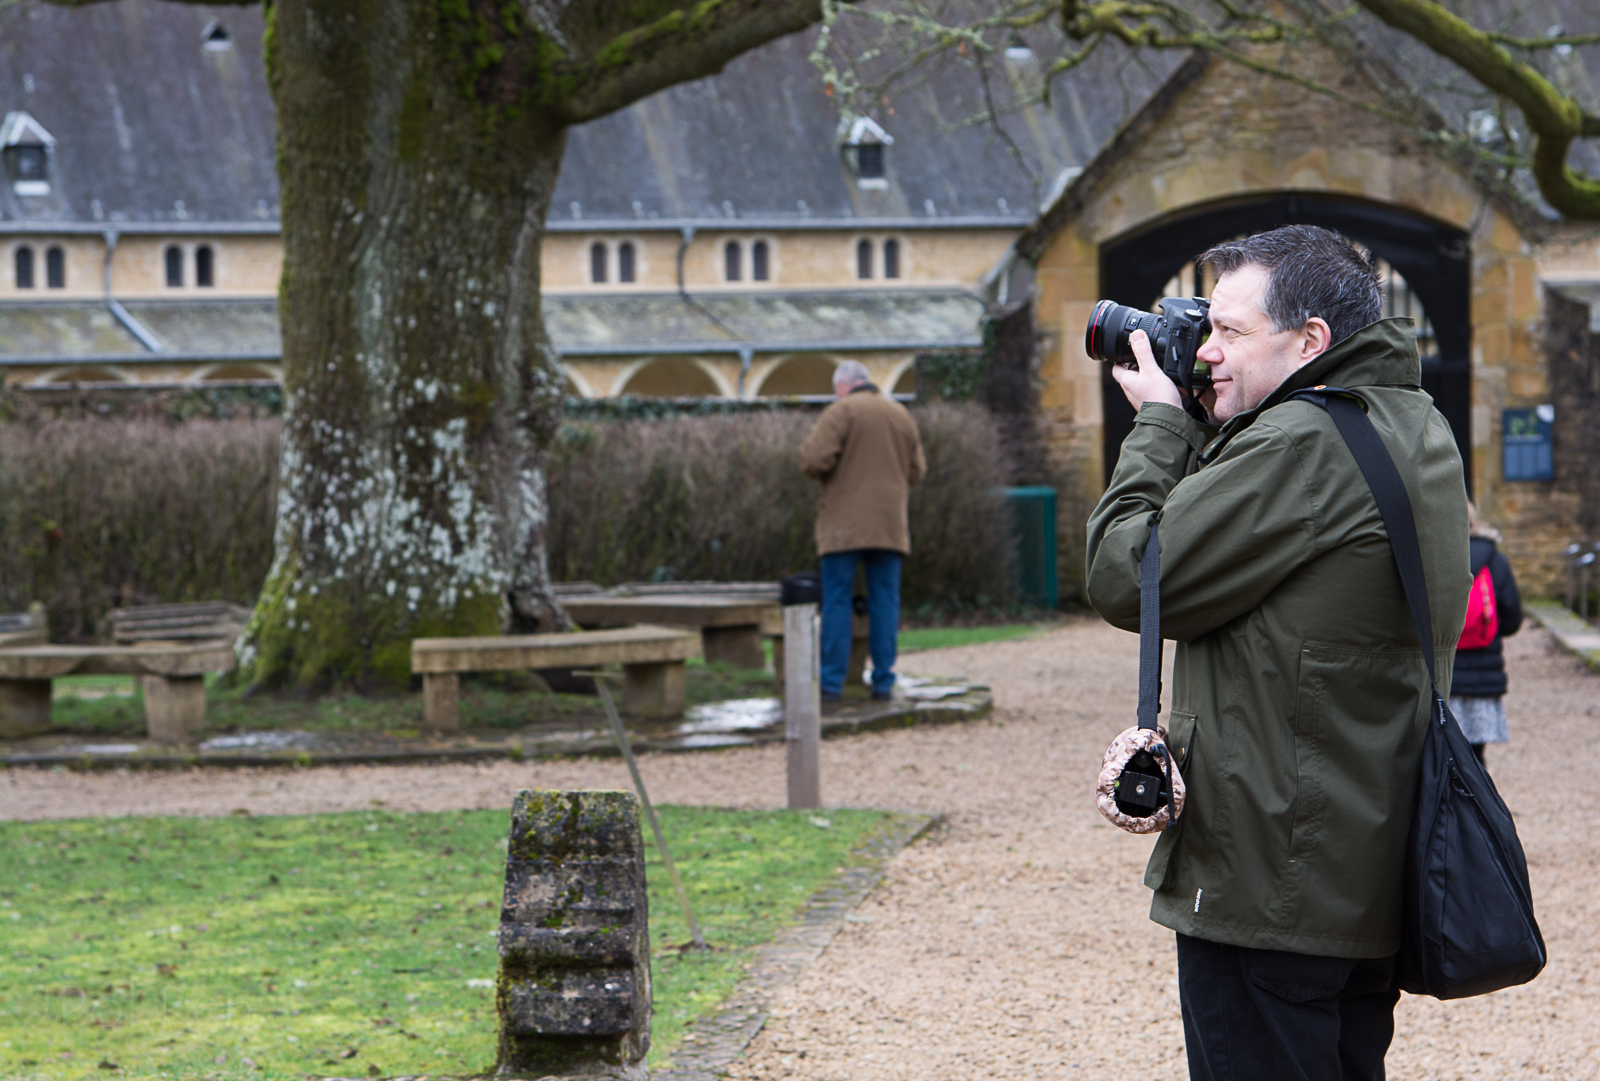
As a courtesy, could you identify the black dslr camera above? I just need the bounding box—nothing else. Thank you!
[1085,298,1212,418]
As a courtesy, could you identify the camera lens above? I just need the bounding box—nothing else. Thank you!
[1085,300,1164,364]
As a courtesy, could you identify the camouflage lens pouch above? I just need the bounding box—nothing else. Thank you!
[1097,724,1185,833]
[1095,521,1186,834]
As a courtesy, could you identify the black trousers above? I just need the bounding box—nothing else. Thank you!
[1176,933,1400,1081]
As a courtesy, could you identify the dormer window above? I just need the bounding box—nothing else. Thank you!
[202,21,233,51]
[842,116,893,191]
[1,111,56,196]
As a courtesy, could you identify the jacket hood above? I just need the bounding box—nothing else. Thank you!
[1213,317,1421,444]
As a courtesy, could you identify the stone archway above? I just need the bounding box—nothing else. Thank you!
[756,354,837,397]
[617,358,724,398]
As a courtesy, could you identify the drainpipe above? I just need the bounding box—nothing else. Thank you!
[736,343,754,400]
[102,229,162,352]
[675,225,696,295]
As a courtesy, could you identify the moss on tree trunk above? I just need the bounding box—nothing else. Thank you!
[245,0,570,689]
[220,0,833,690]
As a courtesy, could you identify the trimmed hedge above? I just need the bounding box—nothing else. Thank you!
[0,418,281,642]
[546,404,1015,611]
[0,404,1014,640]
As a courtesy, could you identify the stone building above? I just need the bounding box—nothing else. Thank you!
[0,2,1157,400]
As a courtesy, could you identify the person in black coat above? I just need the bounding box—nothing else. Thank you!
[1449,508,1523,765]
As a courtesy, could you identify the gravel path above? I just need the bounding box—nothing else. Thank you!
[3,615,1595,1079]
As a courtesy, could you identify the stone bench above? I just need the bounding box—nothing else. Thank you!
[0,642,236,743]
[560,595,779,670]
[103,600,251,645]
[411,625,702,735]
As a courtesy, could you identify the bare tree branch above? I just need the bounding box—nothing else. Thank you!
[556,0,846,123]
[1351,0,1600,218]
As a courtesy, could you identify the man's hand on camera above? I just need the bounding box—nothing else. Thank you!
[1111,329,1183,411]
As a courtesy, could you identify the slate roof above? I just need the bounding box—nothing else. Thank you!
[543,290,987,354]
[0,1,1174,231]
[0,300,279,363]
[549,29,1177,227]
[0,291,984,363]
[0,1,277,226]
[0,0,1595,234]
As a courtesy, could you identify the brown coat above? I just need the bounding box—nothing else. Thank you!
[799,386,926,555]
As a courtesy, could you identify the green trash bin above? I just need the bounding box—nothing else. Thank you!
[1002,486,1058,609]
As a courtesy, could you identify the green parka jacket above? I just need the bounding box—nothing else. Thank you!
[1085,318,1471,958]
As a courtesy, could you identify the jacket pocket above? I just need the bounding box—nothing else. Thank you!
[1166,710,1197,773]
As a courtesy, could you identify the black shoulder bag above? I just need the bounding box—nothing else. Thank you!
[1289,387,1546,1000]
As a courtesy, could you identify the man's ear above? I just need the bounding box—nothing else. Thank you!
[1299,318,1333,364]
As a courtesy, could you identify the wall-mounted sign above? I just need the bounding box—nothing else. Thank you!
[1502,405,1554,482]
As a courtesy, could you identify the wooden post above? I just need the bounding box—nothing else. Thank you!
[783,602,821,809]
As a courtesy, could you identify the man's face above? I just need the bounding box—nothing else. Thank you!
[1196,265,1319,423]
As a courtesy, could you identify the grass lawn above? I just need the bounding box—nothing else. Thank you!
[45,659,777,742]
[0,805,890,1080]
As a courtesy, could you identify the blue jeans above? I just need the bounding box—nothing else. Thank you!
[820,549,902,696]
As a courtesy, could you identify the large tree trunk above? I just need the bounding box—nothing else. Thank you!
[243,0,568,689]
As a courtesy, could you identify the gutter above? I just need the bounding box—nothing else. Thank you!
[555,337,982,357]
[102,230,163,352]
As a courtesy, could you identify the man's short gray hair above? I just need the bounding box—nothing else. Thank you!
[1200,225,1382,346]
[833,360,872,388]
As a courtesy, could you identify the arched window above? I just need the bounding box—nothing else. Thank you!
[14,246,34,289]
[45,246,65,288]
[590,242,607,284]
[724,241,741,282]
[752,240,769,282]
[165,245,184,287]
[195,245,214,287]
[883,238,900,280]
[617,241,635,284]
[856,239,873,280]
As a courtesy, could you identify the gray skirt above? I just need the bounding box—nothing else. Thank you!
[1449,695,1509,745]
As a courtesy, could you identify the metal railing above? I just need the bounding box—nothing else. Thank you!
[1562,542,1600,620]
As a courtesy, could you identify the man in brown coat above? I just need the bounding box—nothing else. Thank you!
[799,360,926,700]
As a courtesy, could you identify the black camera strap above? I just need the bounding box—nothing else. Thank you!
[1134,520,1178,829]
[1138,520,1163,731]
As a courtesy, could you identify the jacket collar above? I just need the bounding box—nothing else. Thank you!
[1203,318,1420,458]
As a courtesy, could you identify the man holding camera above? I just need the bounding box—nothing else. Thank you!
[1086,226,1471,1080]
